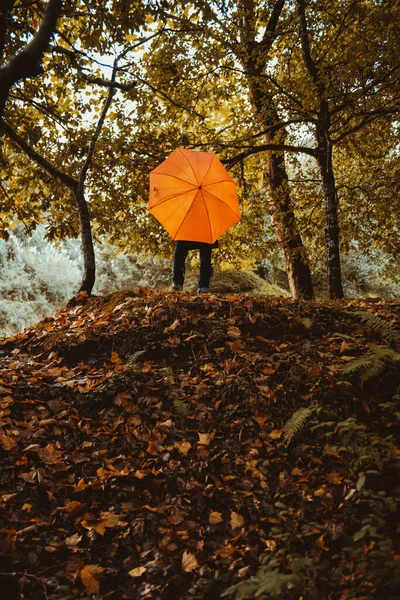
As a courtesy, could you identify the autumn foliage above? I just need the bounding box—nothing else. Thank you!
[0,290,399,599]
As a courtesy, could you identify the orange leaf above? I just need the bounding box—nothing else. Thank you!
[81,513,122,535]
[269,429,282,440]
[110,352,121,364]
[0,433,17,450]
[230,511,244,529]
[174,440,192,456]
[81,568,100,594]
[182,551,199,572]
[209,511,223,524]
[326,472,344,485]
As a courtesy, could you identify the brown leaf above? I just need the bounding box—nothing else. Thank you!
[174,440,192,456]
[326,472,345,485]
[269,429,282,439]
[129,566,147,578]
[81,513,122,535]
[230,511,244,529]
[182,551,199,572]
[209,511,223,524]
[0,433,17,450]
[198,431,214,446]
[65,533,82,547]
[81,568,100,594]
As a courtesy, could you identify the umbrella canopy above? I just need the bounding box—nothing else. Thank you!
[148,148,240,244]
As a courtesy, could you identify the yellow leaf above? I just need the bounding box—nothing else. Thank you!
[81,568,100,595]
[182,551,199,572]
[326,472,344,485]
[230,511,244,529]
[198,431,214,446]
[269,429,282,439]
[209,511,223,524]
[174,440,192,456]
[129,566,146,578]
[22,503,32,512]
[314,487,327,497]
[81,513,122,535]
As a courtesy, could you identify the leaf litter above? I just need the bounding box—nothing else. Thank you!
[0,289,399,599]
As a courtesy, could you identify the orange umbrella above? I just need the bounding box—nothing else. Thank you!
[148,148,240,243]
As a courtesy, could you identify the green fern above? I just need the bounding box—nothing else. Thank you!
[173,398,189,418]
[282,405,317,447]
[353,310,400,344]
[221,566,301,599]
[342,343,400,383]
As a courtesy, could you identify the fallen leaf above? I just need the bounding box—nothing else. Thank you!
[65,533,82,547]
[81,568,100,594]
[182,551,199,572]
[230,511,244,529]
[327,472,345,485]
[198,431,214,446]
[174,440,192,456]
[269,429,282,439]
[81,513,122,535]
[209,511,223,524]
[0,433,17,450]
[129,566,147,578]
[110,351,121,364]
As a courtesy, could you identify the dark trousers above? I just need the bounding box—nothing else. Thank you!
[173,241,212,289]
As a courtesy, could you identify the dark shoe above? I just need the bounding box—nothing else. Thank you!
[172,283,183,291]
[197,287,209,293]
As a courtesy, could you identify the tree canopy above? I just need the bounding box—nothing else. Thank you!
[1,0,399,296]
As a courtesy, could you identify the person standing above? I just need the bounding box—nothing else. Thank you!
[172,240,218,293]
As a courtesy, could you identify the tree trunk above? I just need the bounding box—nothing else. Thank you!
[296,0,343,299]
[316,129,343,299]
[248,76,314,299]
[74,185,96,294]
[266,145,314,299]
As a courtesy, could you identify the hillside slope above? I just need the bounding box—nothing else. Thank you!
[0,290,399,600]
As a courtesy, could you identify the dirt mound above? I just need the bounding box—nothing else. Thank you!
[0,290,399,599]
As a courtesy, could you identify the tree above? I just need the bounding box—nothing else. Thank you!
[137,0,314,299]
[271,0,400,298]
[0,0,62,121]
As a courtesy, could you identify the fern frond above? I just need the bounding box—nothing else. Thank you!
[173,398,189,418]
[341,355,373,375]
[353,311,400,344]
[283,405,316,447]
[342,343,400,383]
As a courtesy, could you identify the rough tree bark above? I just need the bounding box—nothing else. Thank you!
[297,0,344,299]
[0,0,62,120]
[239,0,314,299]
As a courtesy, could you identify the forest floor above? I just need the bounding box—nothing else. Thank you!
[0,289,399,600]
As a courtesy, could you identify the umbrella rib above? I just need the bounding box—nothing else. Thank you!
[203,190,241,220]
[178,148,200,185]
[201,190,213,242]
[200,156,215,187]
[152,173,198,186]
[149,189,197,208]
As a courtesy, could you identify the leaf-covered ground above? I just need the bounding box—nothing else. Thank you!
[0,290,399,600]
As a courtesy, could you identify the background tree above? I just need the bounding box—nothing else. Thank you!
[0,0,62,121]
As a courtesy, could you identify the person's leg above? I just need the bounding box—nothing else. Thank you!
[173,242,189,289]
[198,245,212,291]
